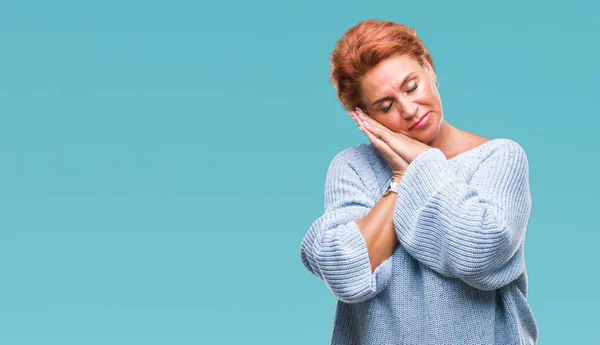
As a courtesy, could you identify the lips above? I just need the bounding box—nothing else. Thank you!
[409,112,430,130]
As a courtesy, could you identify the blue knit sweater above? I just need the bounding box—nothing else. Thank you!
[300,138,538,344]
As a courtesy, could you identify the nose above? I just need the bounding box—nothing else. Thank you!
[397,97,419,120]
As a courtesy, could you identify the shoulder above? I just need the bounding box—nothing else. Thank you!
[481,138,528,162]
[476,138,530,178]
[326,143,386,196]
[328,143,379,173]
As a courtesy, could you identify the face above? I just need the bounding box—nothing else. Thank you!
[360,54,443,143]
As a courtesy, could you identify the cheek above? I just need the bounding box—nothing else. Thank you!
[376,115,402,133]
[419,89,440,110]
[420,85,435,100]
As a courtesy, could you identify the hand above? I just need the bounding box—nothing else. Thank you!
[348,107,432,177]
[348,109,408,179]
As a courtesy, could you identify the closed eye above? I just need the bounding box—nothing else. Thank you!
[407,83,419,93]
[382,102,393,113]
[380,82,420,113]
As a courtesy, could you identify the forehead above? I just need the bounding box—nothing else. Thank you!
[361,54,422,100]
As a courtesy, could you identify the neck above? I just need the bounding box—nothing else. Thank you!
[427,119,461,159]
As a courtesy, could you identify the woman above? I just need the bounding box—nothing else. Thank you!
[299,20,538,344]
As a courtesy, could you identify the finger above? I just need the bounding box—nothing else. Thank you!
[362,120,393,143]
[348,111,361,127]
[359,121,398,159]
[355,107,384,130]
[363,120,420,160]
[356,108,419,152]
[355,108,394,143]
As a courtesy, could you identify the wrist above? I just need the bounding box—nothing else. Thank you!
[383,175,403,197]
[393,172,404,182]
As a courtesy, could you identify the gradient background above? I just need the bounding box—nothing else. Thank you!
[1,1,598,344]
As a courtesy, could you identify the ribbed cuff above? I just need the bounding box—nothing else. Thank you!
[391,148,454,271]
[314,220,393,303]
[396,148,453,219]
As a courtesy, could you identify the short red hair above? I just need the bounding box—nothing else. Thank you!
[329,20,435,111]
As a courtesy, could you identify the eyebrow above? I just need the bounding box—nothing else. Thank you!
[370,72,416,106]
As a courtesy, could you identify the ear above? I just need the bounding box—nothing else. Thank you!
[423,60,437,82]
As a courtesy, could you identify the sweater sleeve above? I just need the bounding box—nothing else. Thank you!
[392,139,531,291]
[300,149,394,304]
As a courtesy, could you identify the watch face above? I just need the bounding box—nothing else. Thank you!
[382,176,394,197]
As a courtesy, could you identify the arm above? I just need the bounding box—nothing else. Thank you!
[300,149,397,304]
[392,139,531,291]
[357,178,400,274]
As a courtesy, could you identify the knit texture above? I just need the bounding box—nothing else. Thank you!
[300,138,538,345]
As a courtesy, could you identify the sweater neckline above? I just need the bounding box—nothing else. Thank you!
[364,137,501,164]
[446,138,499,161]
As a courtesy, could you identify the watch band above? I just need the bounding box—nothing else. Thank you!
[383,177,402,196]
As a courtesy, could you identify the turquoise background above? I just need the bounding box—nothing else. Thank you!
[0,1,598,344]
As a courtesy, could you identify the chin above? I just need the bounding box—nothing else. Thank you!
[421,116,444,143]
[411,128,439,144]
